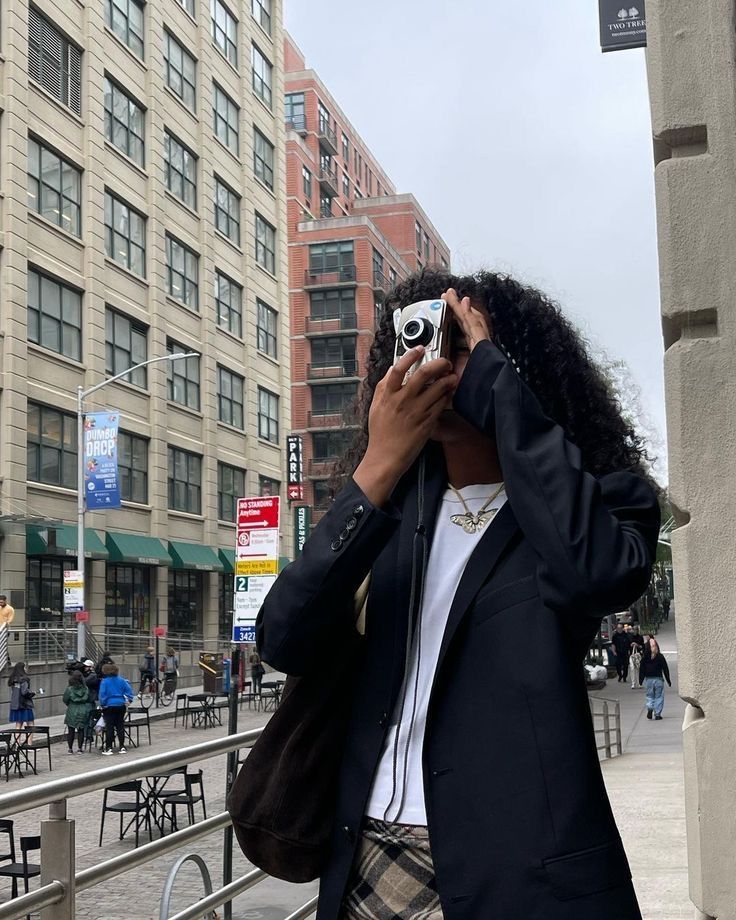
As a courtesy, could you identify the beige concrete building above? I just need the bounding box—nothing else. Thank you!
[646,2,736,917]
[0,0,291,649]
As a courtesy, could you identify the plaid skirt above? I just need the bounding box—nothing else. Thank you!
[340,818,444,920]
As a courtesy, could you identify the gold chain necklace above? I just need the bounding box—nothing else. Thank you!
[448,482,505,535]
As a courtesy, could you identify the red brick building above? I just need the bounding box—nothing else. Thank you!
[284,34,451,519]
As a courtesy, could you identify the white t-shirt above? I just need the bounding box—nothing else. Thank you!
[365,482,507,825]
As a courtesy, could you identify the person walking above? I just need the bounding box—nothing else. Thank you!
[639,638,672,719]
[139,646,156,693]
[611,622,632,683]
[162,647,179,689]
[7,662,34,743]
[63,670,91,754]
[249,650,265,697]
[0,595,15,672]
[629,642,643,690]
[98,663,133,755]
[256,273,661,920]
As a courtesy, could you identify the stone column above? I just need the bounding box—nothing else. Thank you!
[646,3,736,918]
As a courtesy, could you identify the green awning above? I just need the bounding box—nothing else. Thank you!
[169,541,223,572]
[26,525,108,559]
[218,548,235,574]
[106,532,170,566]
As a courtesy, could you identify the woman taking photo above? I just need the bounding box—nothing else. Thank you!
[257,269,661,920]
[7,661,34,744]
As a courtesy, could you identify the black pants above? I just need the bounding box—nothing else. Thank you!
[139,671,154,692]
[67,726,84,750]
[103,706,126,750]
[615,655,629,680]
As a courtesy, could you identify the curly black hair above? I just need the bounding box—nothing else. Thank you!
[333,266,654,488]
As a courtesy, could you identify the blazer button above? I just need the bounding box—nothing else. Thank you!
[339,528,350,541]
[352,504,364,518]
[330,538,343,552]
[346,516,358,530]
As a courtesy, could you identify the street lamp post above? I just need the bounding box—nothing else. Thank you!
[75,352,191,659]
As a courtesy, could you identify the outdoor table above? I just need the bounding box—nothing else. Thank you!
[144,767,186,836]
[187,693,216,729]
[259,681,283,712]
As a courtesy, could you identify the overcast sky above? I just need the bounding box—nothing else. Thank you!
[285,0,666,478]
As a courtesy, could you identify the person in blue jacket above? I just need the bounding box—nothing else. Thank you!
[98,663,134,755]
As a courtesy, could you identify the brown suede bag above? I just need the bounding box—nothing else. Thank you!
[227,579,369,883]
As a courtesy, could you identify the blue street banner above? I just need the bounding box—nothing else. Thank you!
[84,411,121,509]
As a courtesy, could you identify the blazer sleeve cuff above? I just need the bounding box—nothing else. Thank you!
[451,339,509,436]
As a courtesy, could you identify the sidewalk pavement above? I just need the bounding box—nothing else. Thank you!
[592,616,691,919]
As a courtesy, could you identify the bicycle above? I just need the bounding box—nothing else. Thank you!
[138,672,177,709]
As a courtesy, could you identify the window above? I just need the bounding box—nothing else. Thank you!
[214,178,240,245]
[166,234,199,309]
[415,220,422,255]
[217,366,244,429]
[211,0,237,67]
[215,271,242,337]
[318,102,331,135]
[313,480,335,511]
[213,83,239,154]
[342,133,349,162]
[165,131,197,208]
[309,289,355,320]
[313,431,352,461]
[118,431,148,503]
[259,475,279,497]
[105,0,144,59]
[257,299,277,358]
[105,191,146,276]
[167,341,200,410]
[165,32,196,112]
[219,574,234,638]
[28,8,82,116]
[372,247,384,281]
[27,403,77,489]
[423,230,430,261]
[308,240,354,277]
[104,78,145,166]
[311,336,356,375]
[106,565,150,630]
[175,0,195,14]
[320,195,332,219]
[28,139,81,237]
[311,383,357,416]
[169,570,203,633]
[302,166,312,201]
[342,173,350,198]
[255,213,275,273]
[258,388,279,443]
[218,463,245,522]
[251,44,272,108]
[28,270,81,360]
[105,308,147,386]
[389,267,397,288]
[168,447,201,514]
[253,128,274,190]
[251,0,271,34]
[285,92,305,131]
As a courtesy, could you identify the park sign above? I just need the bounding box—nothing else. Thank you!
[232,496,280,643]
[599,1,646,52]
[286,435,304,501]
[84,411,121,509]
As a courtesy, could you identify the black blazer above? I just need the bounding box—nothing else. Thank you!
[258,340,660,920]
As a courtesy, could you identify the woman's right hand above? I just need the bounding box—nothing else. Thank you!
[354,347,457,507]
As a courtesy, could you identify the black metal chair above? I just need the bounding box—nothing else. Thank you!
[28,726,52,772]
[0,832,41,901]
[173,693,189,728]
[125,706,151,746]
[161,769,207,832]
[259,681,281,712]
[0,733,15,782]
[99,781,152,847]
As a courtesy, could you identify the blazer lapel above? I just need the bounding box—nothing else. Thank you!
[434,500,520,678]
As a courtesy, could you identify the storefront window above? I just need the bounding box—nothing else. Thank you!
[168,570,203,636]
[105,564,151,631]
[26,557,66,626]
[219,574,234,640]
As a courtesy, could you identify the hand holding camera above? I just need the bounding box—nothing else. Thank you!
[353,348,457,507]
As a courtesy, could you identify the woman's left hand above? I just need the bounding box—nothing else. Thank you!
[442,288,493,351]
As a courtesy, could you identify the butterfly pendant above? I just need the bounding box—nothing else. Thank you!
[450,509,498,534]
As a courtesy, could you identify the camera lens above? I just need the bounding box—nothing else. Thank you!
[401,318,434,347]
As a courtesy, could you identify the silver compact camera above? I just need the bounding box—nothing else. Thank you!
[392,299,452,380]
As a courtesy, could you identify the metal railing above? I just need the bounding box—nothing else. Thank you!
[589,696,623,759]
[304,313,358,334]
[306,360,358,380]
[303,265,357,286]
[0,727,318,920]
